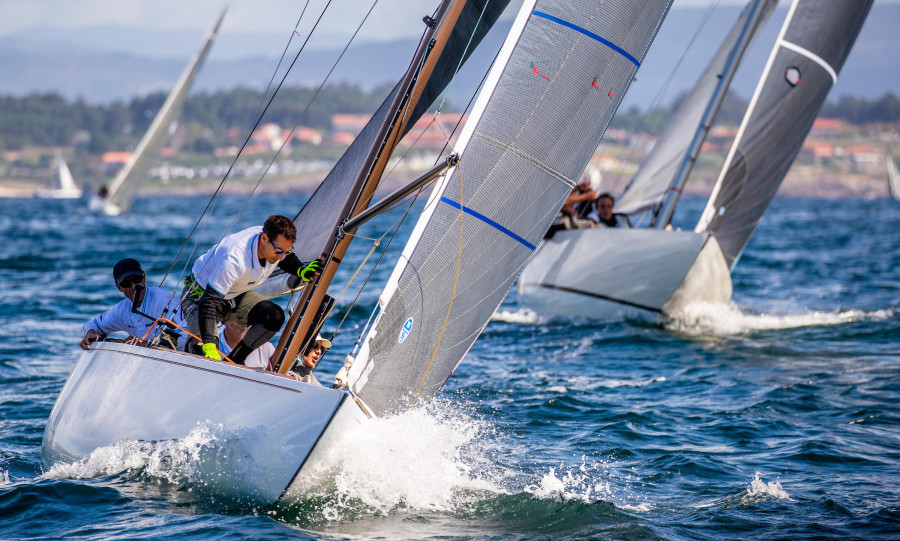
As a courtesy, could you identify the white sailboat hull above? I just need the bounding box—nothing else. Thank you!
[34,189,83,199]
[518,228,731,320]
[42,342,366,504]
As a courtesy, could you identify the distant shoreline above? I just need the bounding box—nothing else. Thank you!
[1,165,891,200]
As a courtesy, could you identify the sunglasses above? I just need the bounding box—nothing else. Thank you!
[267,238,293,255]
[118,274,144,289]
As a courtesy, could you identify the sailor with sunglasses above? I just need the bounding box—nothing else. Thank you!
[81,258,187,350]
[181,214,321,364]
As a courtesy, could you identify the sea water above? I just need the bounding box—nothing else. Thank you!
[0,193,898,539]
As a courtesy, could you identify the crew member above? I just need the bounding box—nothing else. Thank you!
[182,214,321,364]
[81,258,186,350]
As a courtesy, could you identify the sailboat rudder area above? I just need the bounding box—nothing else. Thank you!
[42,342,350,505]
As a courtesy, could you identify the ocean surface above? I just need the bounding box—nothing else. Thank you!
[1,192,898,540]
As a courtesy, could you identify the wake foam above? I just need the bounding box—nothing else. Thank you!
[42,422,223,484]
[0,468,9,486]
[666,302,892,335]
[491,308,543,324]
[297,401,508,518]
[525,457,648,511]
[740,472,792,504]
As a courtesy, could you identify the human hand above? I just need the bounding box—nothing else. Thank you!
[80,329,103,350]
[299,259,322,282]
[201,342,222,361]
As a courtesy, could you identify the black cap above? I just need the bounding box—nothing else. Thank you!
[113,258,143,286]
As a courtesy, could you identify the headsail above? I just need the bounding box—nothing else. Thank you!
[100,8,226,216]
[615,0,776,217]
[695,0,873,269]
[347,0,673,415]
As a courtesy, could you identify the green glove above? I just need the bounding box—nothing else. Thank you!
[201,342,222,361]
[299,259,321,282]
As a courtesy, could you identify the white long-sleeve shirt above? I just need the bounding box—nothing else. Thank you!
[83,286,187,349]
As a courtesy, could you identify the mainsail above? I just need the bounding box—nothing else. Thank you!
[695,0,873,269]
[615,0,776,217]
[347,0,673,415]
[100,8,226,216]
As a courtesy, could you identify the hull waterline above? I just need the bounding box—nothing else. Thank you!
[518,228,731,320]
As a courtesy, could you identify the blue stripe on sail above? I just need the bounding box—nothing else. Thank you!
[440,197,536,251]
[532,11,640,67]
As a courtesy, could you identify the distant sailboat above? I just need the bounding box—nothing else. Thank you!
[519,0,873,321]
[888,155,900,200]
[90,8,226,216]
[35,151,82,199]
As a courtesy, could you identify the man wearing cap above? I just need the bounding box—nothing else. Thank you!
[182,214,321,364]
[288,334,331,385]
[81,258,186,350]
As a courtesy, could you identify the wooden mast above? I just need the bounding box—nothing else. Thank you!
[274,0,469,373]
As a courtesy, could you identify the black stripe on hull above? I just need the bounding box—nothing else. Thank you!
[525,283,663,314]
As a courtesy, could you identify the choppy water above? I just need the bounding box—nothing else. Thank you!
[1,193,898,539]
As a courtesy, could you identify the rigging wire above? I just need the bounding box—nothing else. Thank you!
[322,18,506,346]
[160,0,338,289]
[608,0,721,195]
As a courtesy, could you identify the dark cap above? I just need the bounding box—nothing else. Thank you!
[113,258,143,286]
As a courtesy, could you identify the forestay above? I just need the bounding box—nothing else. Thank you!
[695,0,873,269]
[349,0,673,415]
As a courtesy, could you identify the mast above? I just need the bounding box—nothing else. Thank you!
[273,0,469,372]
[651,0,771,229]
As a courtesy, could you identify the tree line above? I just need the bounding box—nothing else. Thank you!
[1,86,898,153]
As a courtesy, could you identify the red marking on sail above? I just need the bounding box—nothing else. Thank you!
[591,78,602,90]
[607,91,616,97]
[532,65,551,81]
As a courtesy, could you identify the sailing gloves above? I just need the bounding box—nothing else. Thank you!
[299,259,321,282]
[201,342,222,361]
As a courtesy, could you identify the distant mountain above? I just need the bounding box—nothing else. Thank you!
[1,4,897,108]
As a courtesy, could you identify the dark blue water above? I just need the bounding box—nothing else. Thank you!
[1,193,898,539]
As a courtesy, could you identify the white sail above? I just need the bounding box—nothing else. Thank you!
[96,8,226,216]
[346,0,673,415]
[34,151,82,199]
[887,155,900,200]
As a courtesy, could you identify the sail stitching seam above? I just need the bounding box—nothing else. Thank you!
[472,132,574,188]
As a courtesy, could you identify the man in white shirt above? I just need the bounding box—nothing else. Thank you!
[81,258,187,350]
[218,321,275,369]
[182,214,320,364]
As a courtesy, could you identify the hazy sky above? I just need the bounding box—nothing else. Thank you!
[0,0,766,37]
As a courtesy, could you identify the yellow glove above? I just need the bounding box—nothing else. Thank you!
[201,342,222,361]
